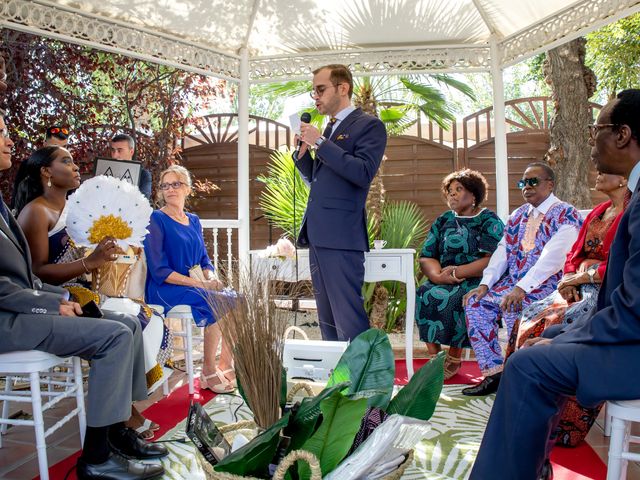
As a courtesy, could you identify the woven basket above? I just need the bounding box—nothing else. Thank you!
[91,254,136,297]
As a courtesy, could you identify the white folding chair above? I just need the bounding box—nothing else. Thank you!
[0,351,86,480]
[150,305,204,395]
[606,399,640,480]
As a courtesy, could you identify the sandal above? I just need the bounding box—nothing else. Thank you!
[200,371,235,394]
[134,419,156,440]
[217,368,237,388]
[443,355,462,380]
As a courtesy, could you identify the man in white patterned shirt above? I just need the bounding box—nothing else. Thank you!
[461,163,581,396]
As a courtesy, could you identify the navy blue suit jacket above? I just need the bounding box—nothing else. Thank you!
[295,108,387,251]
[555,182,640,345]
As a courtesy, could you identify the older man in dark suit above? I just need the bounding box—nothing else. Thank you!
[295,64,387,341]
[0,113,165,479]
[470,89,640,480]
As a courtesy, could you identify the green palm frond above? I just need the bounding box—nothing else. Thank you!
[380,200,428,250]
[428,73,477,100]
[251,80,310,98]
[257,149,309,239]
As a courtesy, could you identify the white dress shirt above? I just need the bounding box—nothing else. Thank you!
[480,193,580,293]
[328,105,356,139]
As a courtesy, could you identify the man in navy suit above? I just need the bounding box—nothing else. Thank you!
[295,64,387,341]
[470,89,640,480]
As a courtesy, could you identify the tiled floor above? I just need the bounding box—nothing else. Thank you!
[0,369,189,480]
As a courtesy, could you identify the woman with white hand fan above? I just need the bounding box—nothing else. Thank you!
[13,146,166,440]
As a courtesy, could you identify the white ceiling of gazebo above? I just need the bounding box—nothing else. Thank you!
[2,0,640,81]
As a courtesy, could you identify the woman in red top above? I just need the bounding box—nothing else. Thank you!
[506,172,629,447]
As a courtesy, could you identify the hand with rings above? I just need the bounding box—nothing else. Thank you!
[86,237,120,269]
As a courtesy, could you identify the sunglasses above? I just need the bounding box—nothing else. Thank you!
[49,127,69,135]
[159,181,186,191]
[517,177,551,189]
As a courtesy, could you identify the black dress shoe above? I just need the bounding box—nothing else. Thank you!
[77,453,164,480]
[538,459,553,480]
[109,427,169,460]
[461,372,502,396]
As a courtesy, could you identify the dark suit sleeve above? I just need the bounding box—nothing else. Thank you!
[138,168,153,200]
[316,118,387,188]
[293,149,313,185]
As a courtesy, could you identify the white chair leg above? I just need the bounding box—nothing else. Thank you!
[162,377,169,396]
[185,318,195,395]
[1,375,12,437]
[604,402,612,437]
[607,416,628,480]
[30,371,49,480]
[72,357,87,446]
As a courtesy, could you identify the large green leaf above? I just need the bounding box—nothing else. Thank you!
[326,329,394,409]
[257,149,309,238]
[380,200,428,250]
[285,382,350,452]
[298,392,368,479]
[214,412,291,476]
[386,351,445,420]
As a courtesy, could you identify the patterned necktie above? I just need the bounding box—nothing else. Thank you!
[322,117,337,139]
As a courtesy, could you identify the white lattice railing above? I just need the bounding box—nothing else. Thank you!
[200,219,240,286]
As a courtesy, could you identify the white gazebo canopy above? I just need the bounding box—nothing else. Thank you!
[3,0,640,264]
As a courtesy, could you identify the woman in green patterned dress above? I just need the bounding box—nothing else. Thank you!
[416,169,504,378]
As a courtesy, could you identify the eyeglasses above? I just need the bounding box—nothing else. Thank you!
[517,177,551,189]
[588,123,620,139]
[309,83,343,98]
[49,127,69,135]
[159,181,185,190]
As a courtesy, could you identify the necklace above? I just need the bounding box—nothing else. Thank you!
[163,208,188,223]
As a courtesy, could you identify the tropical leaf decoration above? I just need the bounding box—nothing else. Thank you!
[387,351,445,420]
[379,200,428,250]
[285,382,351,452]
[257,149,309,239]
[214,411,291,476]
[326,329,395,409]
[298,391,368,480]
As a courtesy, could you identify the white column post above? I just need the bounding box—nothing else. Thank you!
[237,48,251,272]
[490,37,510,220]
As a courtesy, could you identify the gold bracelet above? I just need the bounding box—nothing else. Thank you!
[80,258,90,274]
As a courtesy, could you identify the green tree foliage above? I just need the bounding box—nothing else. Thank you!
[586,12,640,100]
[0,30,222,199]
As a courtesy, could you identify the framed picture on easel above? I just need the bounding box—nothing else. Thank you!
[93,157,141,187]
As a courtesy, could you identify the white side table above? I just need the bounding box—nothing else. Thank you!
[250,248,417,378]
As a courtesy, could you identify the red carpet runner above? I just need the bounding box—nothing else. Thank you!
[42,361,607,479]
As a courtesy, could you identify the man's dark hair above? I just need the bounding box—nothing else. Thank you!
[441,168,489,207]
[526,162,555,183]
[612,89,640,142]
[45,125,69,140]
[313,64,354,99]
[111,133,135,149]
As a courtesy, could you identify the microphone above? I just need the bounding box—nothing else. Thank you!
[295,112,312,157]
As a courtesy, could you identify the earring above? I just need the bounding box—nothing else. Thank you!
[619,183,624,188]
[47,177,52,188]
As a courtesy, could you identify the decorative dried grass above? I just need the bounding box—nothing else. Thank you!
[206,262,305,429]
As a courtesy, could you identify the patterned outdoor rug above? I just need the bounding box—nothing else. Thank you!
[43,361,607,479]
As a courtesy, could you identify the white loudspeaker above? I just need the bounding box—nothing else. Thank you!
[283,339,348,382]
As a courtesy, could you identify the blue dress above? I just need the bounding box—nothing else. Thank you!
[144,210,221,327]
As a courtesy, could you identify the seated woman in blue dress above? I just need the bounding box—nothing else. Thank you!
[144,165,235,393]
